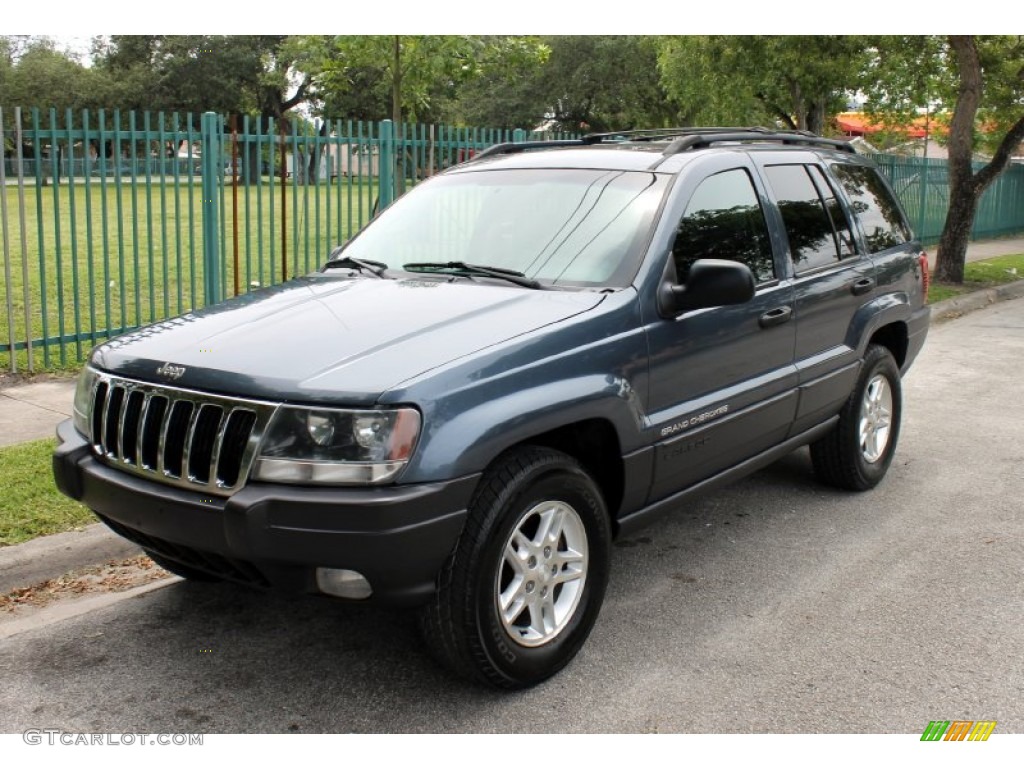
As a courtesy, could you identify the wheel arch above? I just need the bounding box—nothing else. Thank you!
[514,419,625,519]
[867,321,909,369]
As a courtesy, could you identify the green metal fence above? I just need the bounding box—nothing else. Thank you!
[3,110,1024,372]
[873,153,1024,246]
[0,107,573,371]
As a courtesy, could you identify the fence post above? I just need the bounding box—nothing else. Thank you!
[917,157,929,241]
[513,128,526,143]
[378,119,395,210]
[200,111,221,306]
[0,107,15,372]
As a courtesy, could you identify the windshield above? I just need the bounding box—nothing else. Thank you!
[337,168,668,288]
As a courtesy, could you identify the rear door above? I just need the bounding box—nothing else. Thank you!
[754,153,877,434]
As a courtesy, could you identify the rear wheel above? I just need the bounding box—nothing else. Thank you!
[419,446,611,689]
[811,343,902,490]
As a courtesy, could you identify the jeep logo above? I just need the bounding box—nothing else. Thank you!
[155,362,186,381]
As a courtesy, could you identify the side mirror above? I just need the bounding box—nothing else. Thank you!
[659,258,755,316]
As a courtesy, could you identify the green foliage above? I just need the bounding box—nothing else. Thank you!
[0,438,95,546]
[303,35,550,126]
[0,37,113,116]
[452,36,674,132]
[861,36,1024,154]
[92,36,310,121]
[657,36,868,134]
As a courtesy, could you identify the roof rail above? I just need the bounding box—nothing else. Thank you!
[583,126,777,142]
[659,130,855,156]
[468,128,855,165]
[471,137,599,161]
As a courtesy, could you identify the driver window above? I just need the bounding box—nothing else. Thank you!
[671,168,776,284]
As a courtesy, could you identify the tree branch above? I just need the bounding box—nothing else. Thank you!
[974,114,1024,191]
[280,76,310,113]
[754,92,797,129]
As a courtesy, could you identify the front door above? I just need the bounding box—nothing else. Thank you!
[644,163,797,502]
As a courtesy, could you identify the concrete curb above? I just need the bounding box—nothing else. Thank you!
[0,523,141,595]
[929,279,1024,322]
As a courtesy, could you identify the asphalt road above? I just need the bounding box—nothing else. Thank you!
[1,300,1022,734]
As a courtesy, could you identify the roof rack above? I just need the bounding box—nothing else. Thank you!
[467,127,855,164]
[657,130,854,156]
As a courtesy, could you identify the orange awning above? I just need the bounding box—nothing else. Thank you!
[835,112,937,139]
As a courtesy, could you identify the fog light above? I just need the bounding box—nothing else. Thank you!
[316,568,372,600]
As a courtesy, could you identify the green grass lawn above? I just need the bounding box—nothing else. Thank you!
[928,253,1024,304]
[1,178,379,371]
[0,438,95,546]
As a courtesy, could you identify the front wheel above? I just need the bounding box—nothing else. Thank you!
[811,343,902,491]
[419,446,611,689]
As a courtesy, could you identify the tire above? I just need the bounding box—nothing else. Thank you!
[419,446,612,689]
[811,344,902,491]
[144,549,223,582]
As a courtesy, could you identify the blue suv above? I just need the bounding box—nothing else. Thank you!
[54,128,931,688]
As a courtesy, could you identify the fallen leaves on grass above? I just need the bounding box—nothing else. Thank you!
[0,555,171,613]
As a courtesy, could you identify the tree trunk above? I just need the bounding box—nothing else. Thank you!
[935,36,982,284]
[306,119,329,183]
[935,184,979,283]
[391,36,402,127]
[935,36,1024,283]
[391,36,406,196]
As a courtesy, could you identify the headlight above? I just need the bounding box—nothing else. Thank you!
[73,367,99,438]
[253,406,421,485]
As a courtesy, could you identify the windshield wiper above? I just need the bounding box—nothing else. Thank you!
[402,261,542,290]
[322,255,390,278]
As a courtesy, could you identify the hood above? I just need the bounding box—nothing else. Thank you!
[90,275,605,405]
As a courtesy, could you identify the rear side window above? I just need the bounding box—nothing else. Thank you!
[672,168,775,284]
[764,164,846,273]
[831,164,912,253]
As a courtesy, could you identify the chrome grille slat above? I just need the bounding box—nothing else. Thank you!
[187,404,224,484]
[180,402,202,481]
[85,372,277,497]
[103,386,124,458]
[116,386,129,461]
[91,381,108,448]
[208,407,233,487]
[136,393,152,467]
[121,389,145,465]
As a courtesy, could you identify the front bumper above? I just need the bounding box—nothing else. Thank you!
[53,419,476,605]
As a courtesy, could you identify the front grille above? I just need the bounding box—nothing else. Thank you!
[87,373,277,496]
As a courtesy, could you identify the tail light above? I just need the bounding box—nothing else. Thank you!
[918,251,930,303]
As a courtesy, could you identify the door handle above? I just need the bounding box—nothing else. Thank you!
[850,277,875,296]
[758,306,792,328]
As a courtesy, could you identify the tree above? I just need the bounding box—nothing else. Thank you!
[0,37,113,115]
[304,36,549,126]
[861,36,1024,283]
[657,36,867,134]
[94,35,310,124]
[456,36,677,132]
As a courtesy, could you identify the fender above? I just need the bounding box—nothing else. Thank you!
[401,374,645,481]
[847,291,911,359]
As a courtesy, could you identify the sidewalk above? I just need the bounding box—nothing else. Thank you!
[0,378,75,447]
[926,234,1024,269]
[1,235,1023,598]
